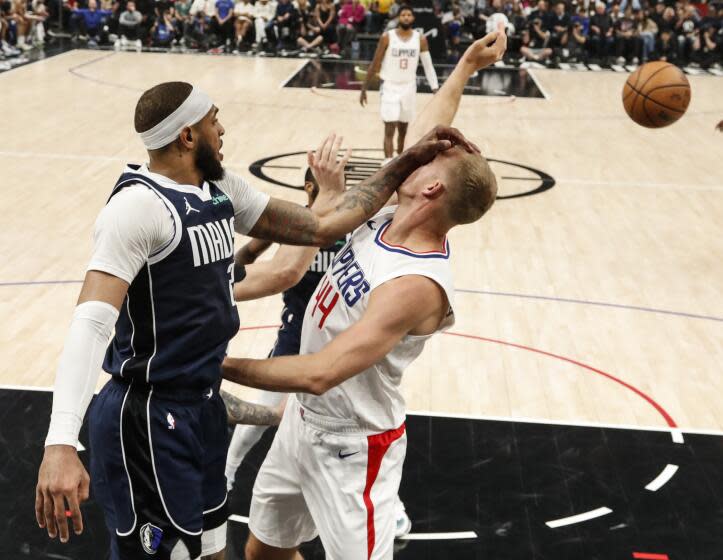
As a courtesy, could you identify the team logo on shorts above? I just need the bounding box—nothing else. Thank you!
[140,522,163,554]
[166,412,175,430]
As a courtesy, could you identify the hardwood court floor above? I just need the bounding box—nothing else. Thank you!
[0,49,721,435]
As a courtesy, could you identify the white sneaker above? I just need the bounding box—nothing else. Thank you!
[114,38,121,51]
[135,39,142,52]
[394,497,412,538]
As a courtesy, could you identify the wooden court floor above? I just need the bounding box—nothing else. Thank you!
[0,49,721,437]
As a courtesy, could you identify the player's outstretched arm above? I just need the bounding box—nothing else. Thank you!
[247,126,476,247]
[36,271,129,544]
[222,275,447,394]
[407,22,508,146]
[234,243,320,301]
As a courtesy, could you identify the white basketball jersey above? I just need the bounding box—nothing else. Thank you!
[379,29,421,84]
[297,206,455,432]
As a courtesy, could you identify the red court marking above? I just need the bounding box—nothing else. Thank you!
[444,332,677,429]
[632,553,670,559]
[236,325,678,428]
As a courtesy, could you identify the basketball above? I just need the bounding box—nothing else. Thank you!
[622,61,691,128]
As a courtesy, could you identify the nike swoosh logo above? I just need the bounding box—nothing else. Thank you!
[367,220,376,230]
[338,450,359,459]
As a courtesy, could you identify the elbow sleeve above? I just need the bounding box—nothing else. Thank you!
[45,301,119,447]
[420,51,439,91]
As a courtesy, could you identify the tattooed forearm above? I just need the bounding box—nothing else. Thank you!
[249,198,320,246]
[221,390,282,426]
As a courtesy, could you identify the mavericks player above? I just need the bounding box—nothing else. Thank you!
[360,5,439,161]
[224,29,507,560]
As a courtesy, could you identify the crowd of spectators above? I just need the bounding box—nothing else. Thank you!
[2,0,721,67]
[445,0,722,65]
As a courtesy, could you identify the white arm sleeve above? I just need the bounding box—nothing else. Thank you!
[87,185,174,283]
[420,51,439,91]
[45,301,120,447]
[216,172,271,234]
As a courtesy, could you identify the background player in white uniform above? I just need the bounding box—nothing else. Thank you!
[360,5,439,161]
[223,27,507,560]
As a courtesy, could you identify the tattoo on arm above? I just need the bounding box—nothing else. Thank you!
[250,199,320,246]
[221,390,281,426]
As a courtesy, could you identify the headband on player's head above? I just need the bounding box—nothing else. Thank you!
[138,86,213,150]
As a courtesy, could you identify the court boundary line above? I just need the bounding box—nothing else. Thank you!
[526,68,551,100]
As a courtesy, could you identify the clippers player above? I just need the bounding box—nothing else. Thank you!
[224,169,413,537]
[34,82,457,560]
[224,28,507,560]
[360,5,439,161]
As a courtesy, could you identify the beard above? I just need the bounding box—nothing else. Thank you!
[194,136,225,182]
[399,21,412,30]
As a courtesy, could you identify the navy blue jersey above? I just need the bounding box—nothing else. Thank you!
[271,237,347,357]
[103,165,240,390]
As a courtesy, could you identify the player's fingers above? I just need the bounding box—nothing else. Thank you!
[53,492,70,542]
[338,147,352,172]
[35,485,45,528]
[479,30,498,47]
[78,470,90,503]
[67,491,84,535]
[320,133,334,165]
[43,490,57,538]
[315,135,329,166]
[323,133,337,165]
[308,150,315,169]
[331,135,343,164]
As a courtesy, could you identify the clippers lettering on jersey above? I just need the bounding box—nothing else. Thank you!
[392,48,418,57]
[330,246,370,307]
[187,217,235,267]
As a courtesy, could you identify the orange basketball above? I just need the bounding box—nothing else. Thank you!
[622,61,691,128]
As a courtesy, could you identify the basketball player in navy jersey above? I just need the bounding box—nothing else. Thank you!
[34,79,476,560]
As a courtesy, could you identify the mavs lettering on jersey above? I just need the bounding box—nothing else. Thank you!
[188,217,235,267]
[330,246,370,307]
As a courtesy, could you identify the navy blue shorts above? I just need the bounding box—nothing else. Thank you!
[89,377,228,559]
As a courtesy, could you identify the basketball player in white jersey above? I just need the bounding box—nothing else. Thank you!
[360,5,439,162]
[223,26,507,560]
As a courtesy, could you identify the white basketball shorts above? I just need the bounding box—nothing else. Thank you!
[379,80,417,124]
[248,396,407,559]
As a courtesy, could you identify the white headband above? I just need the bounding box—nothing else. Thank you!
[139,87,213,150]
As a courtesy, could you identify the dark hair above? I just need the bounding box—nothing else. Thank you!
[398,4,414,16]
[304,167,316,184]
[134,81,193,134]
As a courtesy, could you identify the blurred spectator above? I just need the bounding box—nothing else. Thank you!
[634,7,656,63]
[548,1,569,49]
[269,0,298,50]
[569,6,589,60]
[212,0,235,49]
[185,8,211,48]
[691,22,719,67]
[151,6,176,45]
[314,0,336,48]
[529,0,552,30]
[71,0,111,45]
[520,25,553,61]
[10,0,32,50]
[676,5,698,62]
[297,0,324,52]
[656,5,678,62]
[253,0,276,49]
[337,0,364,56]
[234,0,255,49]
[589,1,614,60]
[116,0,143,50]
[614,5,639,64]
